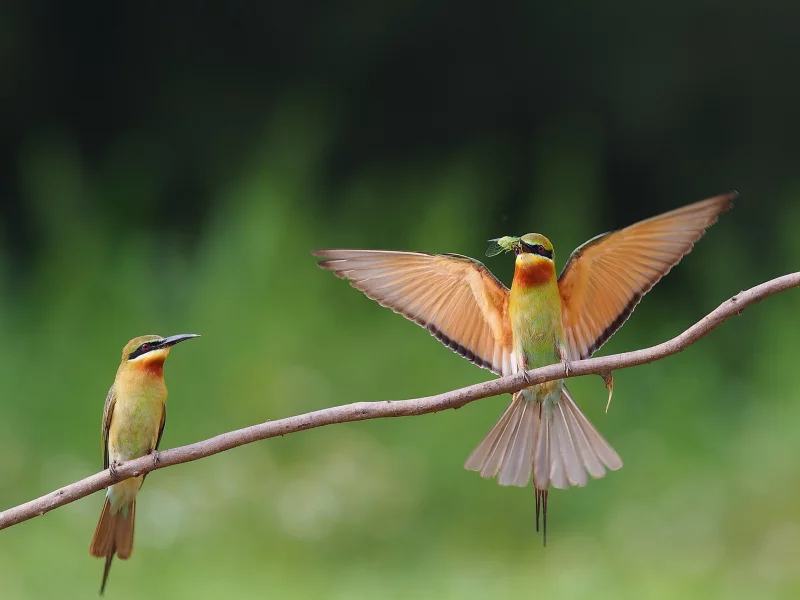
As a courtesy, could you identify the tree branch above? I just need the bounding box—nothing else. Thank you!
[2,272,798,531]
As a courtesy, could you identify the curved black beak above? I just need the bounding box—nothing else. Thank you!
[161,334,201,348]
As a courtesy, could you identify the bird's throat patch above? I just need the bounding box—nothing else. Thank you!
[137,355,166,376]
[513,259,555,288]
[145,361,164,376]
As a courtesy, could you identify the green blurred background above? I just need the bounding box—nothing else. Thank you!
[1,3,800,599]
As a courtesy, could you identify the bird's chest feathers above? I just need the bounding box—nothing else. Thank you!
[107,369,167,461]
[510,262,564,370]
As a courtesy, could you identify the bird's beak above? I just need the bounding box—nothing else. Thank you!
[160,334,201,348]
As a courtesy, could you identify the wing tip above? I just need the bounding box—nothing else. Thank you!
[311,249,355,273]
[691,190,736,231]
[311,248,334,270]
[713,190,737,213]
[314,260,341,273]
[695,190,736,221]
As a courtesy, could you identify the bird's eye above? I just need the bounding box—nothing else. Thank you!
[141,343,151,352]
[521,242,553,259]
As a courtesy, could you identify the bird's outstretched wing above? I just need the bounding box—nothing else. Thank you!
[314,249,516,376]
[558,192,736,360]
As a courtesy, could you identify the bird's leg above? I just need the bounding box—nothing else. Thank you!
[109,460,121,481]
[519,362,538,404]
[521,368,533,385]
[518,355,536,386]
[558,345,573,378]
[519,367,539,406]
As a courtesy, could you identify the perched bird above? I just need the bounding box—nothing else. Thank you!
[314,193,734,541]
[89,334,199,594]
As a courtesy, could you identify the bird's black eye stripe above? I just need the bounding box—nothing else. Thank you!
[129,340,163,360]
[520,241,554,259]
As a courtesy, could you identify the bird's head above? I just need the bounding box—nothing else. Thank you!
[516,233,555,263]
[121,334,200,371]
[486,234,554,263]
[487,233,556,288]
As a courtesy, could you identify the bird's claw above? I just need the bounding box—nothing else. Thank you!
[109,460,121,481]
[562,360,573,377]
[151,450,161,467]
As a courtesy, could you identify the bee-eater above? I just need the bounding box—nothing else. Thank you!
[314,193,734,541]
[89,333,199,594]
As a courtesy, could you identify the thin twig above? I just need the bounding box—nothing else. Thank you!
[1,272,798,531]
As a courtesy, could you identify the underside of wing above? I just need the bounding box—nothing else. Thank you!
[558,192,735,360]
[314,249,515,375]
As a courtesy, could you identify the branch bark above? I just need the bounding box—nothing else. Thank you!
[2,272,798,531]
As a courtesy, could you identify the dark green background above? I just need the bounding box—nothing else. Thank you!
[1,3,799,599]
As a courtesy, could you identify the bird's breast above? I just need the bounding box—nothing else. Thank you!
[509,268,564,373]
[107,373,167,463]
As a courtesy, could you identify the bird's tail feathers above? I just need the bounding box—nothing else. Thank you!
[89,498,136,595]
[465,387,622,489]
[537,387,622,490]
[464,391,538,486]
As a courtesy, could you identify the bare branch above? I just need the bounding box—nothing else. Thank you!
[1,272,798,531]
